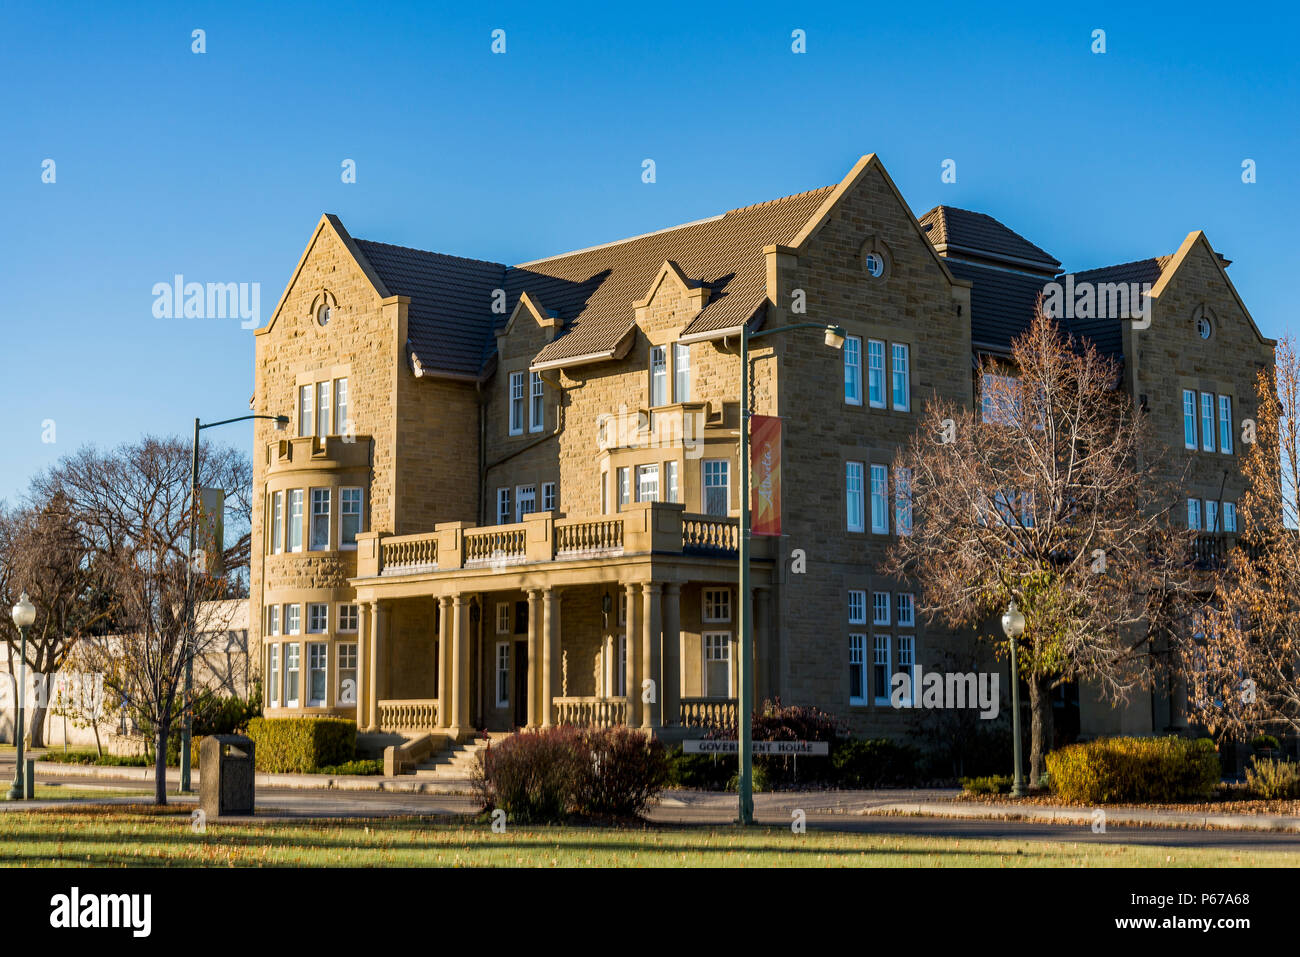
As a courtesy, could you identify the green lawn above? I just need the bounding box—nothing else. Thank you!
[0,809,1295,867]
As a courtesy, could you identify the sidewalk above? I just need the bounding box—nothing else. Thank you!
[864,799,1300,833]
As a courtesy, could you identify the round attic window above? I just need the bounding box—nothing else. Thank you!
[317,303,332,326]
[1196,315,1212,340]
[865,252,886,278]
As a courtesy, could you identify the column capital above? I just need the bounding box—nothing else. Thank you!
[451,593,467,608]
[622,580,640,595]
[663,582,682,597]
[438,595,452,608]
[644,581,663,596]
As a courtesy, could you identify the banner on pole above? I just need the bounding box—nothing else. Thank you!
[195,487,225,576]
[750,414,782,536]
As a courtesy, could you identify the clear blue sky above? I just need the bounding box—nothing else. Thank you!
[2,0,1296,503]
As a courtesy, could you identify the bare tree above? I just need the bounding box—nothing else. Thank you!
[34,436,250,804]
[886,310,1191,782]
[1190,338,1298,740]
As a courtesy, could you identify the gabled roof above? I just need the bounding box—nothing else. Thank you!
[919,205,1060,274]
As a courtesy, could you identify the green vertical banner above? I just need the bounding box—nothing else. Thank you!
[196,487,225,576]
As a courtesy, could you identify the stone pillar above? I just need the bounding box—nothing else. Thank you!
[437,597,451,731]
[662,583,681,727]
[451,594,469,737]
[527,589,542,727]
[641,582,662,730]
[542,587,559,727]
[356,602,369,730]
[754,586,771,705]
[367,601,382,730]
[624,582,640,727]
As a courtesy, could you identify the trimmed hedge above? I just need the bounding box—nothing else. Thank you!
[246,717,356,773]
[832,738,921,787]
[1046,736,1220,804]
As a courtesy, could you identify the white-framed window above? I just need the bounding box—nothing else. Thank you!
[846,461,865,532]
[333,377,349,436]
[601,468,609,514]
[897,593,915,628]
[271,490,283,554]
[288,490,303,552]
[542,482,556,512]
[849,634,867,705]
[872,636,891,704]
[617,467,631,509]
[1218,395,1233,454]
[1200,392,1215,452]
[703,632,732,697]
[867,340,885,408]
[285,603,301,635]
[636,464,659,502]
[497,487,511,525]
[897,636,916,706]
[618,592,627,627]
[310,488,331,550]
[844,336,863,405]
[298,384,313,437]
[529,371,544,432]
[1183,390,1197,450]
[872,591,890,625]
[703,588,731,623]
[316,380,331,438]
[496,603,511,635]
[617,633,627,696]
[508,372,525,435]
[848,589,866,625]
[284,643,301,707]
[650,346,668,406]
[337,604,358,633]
[307,642,327,707]
[338,643,358,705]
[674,342,691,402]
[266,605,280,637]
[268,643,280,707]
[703,459,729,516]
[870,464,889,533]
[983,373,1023,426]
[894,467,913,536]
[1188,498,1202,531]
[1223,501,1238,532]
[307,603,328,634]
[665,461,679,503]
[340,487,362,547]
[516,484,536,522]
[495,642,510,708]
[1205,500,1219,533]
[891,343,910,411]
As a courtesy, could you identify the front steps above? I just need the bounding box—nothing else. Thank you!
[410,732,511,779]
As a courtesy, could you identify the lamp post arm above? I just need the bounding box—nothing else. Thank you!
[748,322,840,342]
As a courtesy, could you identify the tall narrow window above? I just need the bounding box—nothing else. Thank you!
[870,464,889,533]
[844,336,862,405]
[617,467,631,509]
[317,381,331,437]
[284,643,300,707]
[284,603,300,636]
[867,340,885,408]
[704,633,732,697]
[897,593,915,628]
[848,590,866,624]
[496,603,511,635]
[1223,501,1237,532]
[1218,395,1233,453]
[636,464,659,502]
[268,644,280,707]
[288,490,303,552]
[1183,390,1197,450]
[1188,498,1201,530]
[674,343,691,402]
[1200,392,1215,452]
[650,346,667,406]
[298,385,313,437]
[872,636,891,704]
[307,643,327,707]
[846,462,864,532]
[310,488,330,550]
[497,487,511,524]
[266,605,280,637]
[1205,500,1219,533]
[529,372,544,433]
[307,603,328,634]
[897,636,916,706]
[338,643,357,705]
[271,490,283,554]
[337,605,358,632]
[891,343,910,411]
[495,642,510,707]
[340,487,362,547]
[601,468,609,514]
[849,635,867,704]
[872,592,890,626]
[703,588,732,623]
[665,461,679,503]
[516,484,536,522]
[894,467,913,536]
[508,372,525,435]
[333,377,349,436]
[542,482,556,512]
[703,460,729,516]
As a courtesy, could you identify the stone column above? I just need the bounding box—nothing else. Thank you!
[624,582,640,727]
[437,596,451,731]
[641,582,662,730]
[356,602,369,730]
[754,586,771,705]
[662,583,681,727]
[527,589,542,727]
[542,587,559,727]
[367,601,382,730]
[451,594,469,737]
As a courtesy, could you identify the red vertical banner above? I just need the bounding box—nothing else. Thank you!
[750,414,782,536]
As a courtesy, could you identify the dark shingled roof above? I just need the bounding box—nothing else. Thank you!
[351,187,835,378]
[919,206,1060,272]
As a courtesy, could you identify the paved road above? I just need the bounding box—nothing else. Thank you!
[10,773,1300,852]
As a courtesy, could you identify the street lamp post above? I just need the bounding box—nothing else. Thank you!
[735,320,844,825]
[1001,598,1027,797]
[180,413,288,794]
[8,591,36,801]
